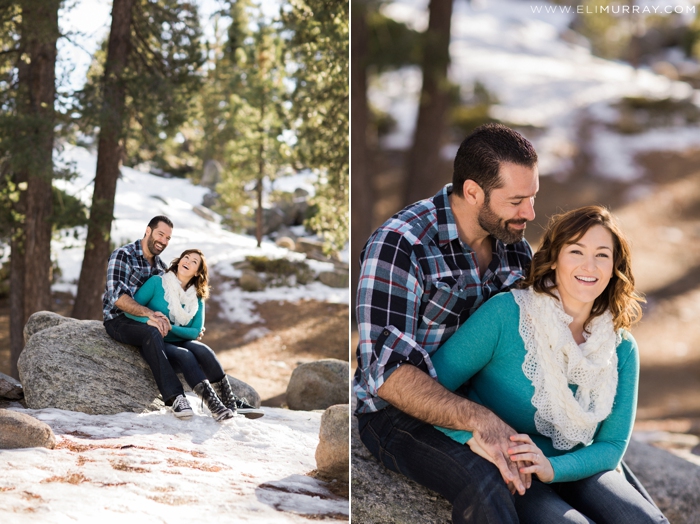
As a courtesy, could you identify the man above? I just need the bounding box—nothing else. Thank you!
[354,124,657,522]
[355,124,540,523]
[103,215,193,418]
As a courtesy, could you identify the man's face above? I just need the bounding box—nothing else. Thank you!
[477,162,539,244]
[145,222,172,256]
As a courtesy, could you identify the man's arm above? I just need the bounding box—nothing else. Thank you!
[115,295,171,337]
[378,365,528,494]
[356,229,526,493]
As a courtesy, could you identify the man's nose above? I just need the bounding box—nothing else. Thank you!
[520,198,536,221]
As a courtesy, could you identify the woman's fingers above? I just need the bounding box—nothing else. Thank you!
[509,452,539,464]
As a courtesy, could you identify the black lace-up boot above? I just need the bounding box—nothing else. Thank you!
[213,376,264,419]
[193,380,234,421]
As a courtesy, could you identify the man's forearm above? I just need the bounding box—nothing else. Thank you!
[114,295,153,318]
[377,364,493,432]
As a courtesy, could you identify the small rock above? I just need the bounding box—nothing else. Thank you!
[286,359,349,411]
[0,372,23,400]
[316,404,349,481]
[319,270,349,289]
[275,236,296,251]
[239,269,265,292]
[192,205,218,223]
[0,409,56,449]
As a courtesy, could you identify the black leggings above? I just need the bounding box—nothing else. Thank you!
[163,339,226,389]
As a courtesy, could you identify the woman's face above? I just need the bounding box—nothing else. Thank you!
[177,252,202,283]
[552,225,614,313]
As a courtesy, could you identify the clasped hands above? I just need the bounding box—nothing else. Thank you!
[469,419,554,496]
[147,311,171,337]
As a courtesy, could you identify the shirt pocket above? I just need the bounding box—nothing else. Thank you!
[421,275,469,327]
[128,268,151,291]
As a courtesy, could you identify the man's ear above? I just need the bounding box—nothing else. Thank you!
[462,180,484,206]
[144,226,152,238]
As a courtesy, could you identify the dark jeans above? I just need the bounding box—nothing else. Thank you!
[104,315,183,405]
[163,339,226,389]
[358,406,518,524]
[515,473,668,523]
[357,406,667,524]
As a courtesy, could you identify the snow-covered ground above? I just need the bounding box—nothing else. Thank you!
[0,145,350,522]
[0,399,348,522]
[52,144,349,325]
[372,0,700,181]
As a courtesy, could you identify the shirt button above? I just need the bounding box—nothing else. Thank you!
[383,330,390,336]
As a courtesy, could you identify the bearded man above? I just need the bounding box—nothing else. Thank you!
[354,124,539,522]
[102,215,193,418]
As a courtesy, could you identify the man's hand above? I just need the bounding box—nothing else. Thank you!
[377,365,529,493]
[471,413,531,495]
[146,311,171,337]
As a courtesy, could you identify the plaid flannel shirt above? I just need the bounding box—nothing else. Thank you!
[353,184,533,414]
[102,240,167,322]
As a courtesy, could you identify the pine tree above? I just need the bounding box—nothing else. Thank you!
[72,0,204,320]
[403,0,453,207]
[283,0,349,254]
[0,0,61,378]
[215,0,290,248]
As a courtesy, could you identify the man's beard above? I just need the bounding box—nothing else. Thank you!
[146,233,165,255]
[477,199,527,245]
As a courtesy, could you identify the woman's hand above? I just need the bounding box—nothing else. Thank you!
[466,438,530,495]
[507,434,554,483]
[147,311,171,337]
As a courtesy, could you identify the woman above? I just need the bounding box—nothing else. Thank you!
[431,206,667,523]
[126,248,264,421]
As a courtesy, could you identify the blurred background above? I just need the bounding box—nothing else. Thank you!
[351,0,700,460]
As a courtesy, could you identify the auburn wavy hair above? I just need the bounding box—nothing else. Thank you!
[167,249,210,300]
[519,206,644,331]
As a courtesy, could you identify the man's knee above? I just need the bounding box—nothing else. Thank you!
[452,473,516,524]
[142,326,165,350]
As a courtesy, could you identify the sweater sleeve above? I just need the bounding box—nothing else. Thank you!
[124,276,159,324]
[169,299,205,341]
[431,294,509,443]
[548,332,639,483]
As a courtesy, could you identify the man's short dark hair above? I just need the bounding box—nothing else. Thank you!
[452,123,537,200]
[147,215,173,230]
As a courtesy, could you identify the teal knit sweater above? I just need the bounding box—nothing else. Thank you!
[431,292,639,483]
[125,275,204,343]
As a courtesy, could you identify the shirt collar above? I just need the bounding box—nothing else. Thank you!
[434,184,461,247]
[435,183,513,261]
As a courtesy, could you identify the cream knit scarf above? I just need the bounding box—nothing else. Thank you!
[161,271,199,326]
[511,287,620,450]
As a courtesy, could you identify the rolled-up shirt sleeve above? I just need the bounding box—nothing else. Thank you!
[104,250,135,310]
[355,228,436,412]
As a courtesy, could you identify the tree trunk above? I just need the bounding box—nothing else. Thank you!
[9,0,60,379]
[256,142,264,248]
[350,0,372,308]
[402,0,454,207]
[72,0,134,320]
